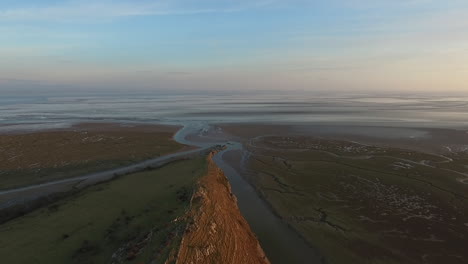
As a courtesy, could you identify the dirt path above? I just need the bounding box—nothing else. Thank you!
[175,152,270,264]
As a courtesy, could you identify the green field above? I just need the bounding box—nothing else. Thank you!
[0,157,206,264]
[0,130,184,190]
[245,136,468,264]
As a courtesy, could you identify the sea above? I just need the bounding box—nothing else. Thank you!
[1,91,468,132]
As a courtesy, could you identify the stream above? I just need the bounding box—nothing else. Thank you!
[0,122,323,263]
[174,122,322,264]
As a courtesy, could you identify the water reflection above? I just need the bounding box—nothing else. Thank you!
[1,93,468,132]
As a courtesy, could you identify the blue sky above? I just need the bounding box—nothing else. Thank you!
[1,0,468,93]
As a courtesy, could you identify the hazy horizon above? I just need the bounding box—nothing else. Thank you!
[1,0,468,93]
[2,3,468,263]
[2,87,468,98]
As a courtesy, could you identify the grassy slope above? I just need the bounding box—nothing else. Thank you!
[0,157,206,264]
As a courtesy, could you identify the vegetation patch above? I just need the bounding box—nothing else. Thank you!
[0,157,206,264]
[0,128,184,189]
[245,136,468,264]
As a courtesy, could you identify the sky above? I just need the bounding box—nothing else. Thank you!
[1,0,468,94]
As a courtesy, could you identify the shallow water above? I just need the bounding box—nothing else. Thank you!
[1,93,468,132]
[213,149,322,264]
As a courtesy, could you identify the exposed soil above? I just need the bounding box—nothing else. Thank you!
[174,152,270,264]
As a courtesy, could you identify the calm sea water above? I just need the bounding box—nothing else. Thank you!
[1,92,468,132]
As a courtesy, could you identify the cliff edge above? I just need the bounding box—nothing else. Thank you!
[174,152,270,264]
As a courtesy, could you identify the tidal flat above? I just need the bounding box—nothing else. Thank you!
[220,128,468,263]
[1,116,468,264]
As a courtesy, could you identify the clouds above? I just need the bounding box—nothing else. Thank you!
[0,1,189,21]
[1,0,468,93]
[0,0,279,22]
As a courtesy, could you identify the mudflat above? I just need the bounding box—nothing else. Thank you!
[218,123,468,154]
[218,123,468,263]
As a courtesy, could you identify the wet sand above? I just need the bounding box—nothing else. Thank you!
[218,123,468,154]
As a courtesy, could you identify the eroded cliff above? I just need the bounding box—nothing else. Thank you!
[174,152,270,264]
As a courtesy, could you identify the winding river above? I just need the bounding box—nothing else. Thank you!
[0,122,322,264]
[175,122,322,264]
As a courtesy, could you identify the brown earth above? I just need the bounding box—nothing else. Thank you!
[174,152,270,264]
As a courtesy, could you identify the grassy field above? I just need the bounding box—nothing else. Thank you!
[245,136,468,264]
[0,128,184,190]
[0,157,206,264]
